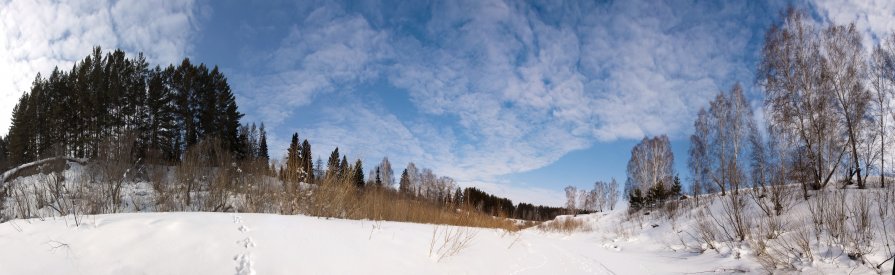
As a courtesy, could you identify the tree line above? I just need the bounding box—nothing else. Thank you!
[2,47,262,169]
[278,138,573,221]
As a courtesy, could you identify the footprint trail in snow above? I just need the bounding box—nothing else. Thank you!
[233,214,256,275]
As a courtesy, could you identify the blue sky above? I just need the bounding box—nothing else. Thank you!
[2,0,894,206]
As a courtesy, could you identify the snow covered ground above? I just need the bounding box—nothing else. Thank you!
[0,162,891,274]
[0,211,759,275]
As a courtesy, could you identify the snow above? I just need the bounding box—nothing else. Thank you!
[0,211,756,275]
[0,163,891,274]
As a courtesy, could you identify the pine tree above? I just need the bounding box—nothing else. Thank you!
[285,133,301,184]
[353,159,365,189]
[398,168,411,195]
[646,182,667,206]
[144,66,178,161]
[326,147,340,181]
[670,175,683,199]
[7,92,35,165]
[339,156,349,180]
[236,124,250,160]
[300,139,313,184]
[258,123,269,160]
[629,189,645,210]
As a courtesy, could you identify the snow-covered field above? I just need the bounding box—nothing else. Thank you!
[0,211,758,275]
[1,163,891,274]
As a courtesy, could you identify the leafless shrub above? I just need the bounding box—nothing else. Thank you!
[536,216,591,234]
[148,164,177,212]
[239,161,281,213]
[791,225,815,263]
[749,228,793,272]
[203,150,236,212]
[90,133,138,213]
[157,138,245,212]
[748,179,795,218]
[757,213,787,240]
[823,190,848,245]
[695,209,718,251]
[428,224,478,262]
[749,209,798,272]
[874,188,895,269]
[806,190,828,236]
[40,172,84,226]
[660,198,683,223]
[709,192,749,242]
[10,180,34,220]
[846,192,874,263]
[175,145,200,210]
[755,223,814,272]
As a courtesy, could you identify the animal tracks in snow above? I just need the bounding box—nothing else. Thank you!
[238,237,256,248]
[232,215,256,275]
[234,253,255,275]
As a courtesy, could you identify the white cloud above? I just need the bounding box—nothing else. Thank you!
[234,2,391,129]
[0,0,200,136]
[810,0,895,47]
[380,0,770,183]
[300,102,429,169]
[241,0,784,205]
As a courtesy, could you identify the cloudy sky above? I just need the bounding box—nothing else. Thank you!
[2,0,894,206]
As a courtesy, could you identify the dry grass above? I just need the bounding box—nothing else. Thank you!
[2,139,521,231]
[536,216,591,234]
[428,224,479,262]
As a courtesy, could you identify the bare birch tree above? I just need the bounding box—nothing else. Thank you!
[625,135,675,198]
[694,84,754,196]
[869,34,895,188]
[689,108,712,201]
[607,178,619,210]
[823,23,871,188]
[564,186,578,216]
[759,8,845,198]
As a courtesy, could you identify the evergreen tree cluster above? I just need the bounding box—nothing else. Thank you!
[462,187,515,217]
[236,122,269,161]
[629,175,683,211]
[514,203,572,222]
[4,47,249,166]
[282,133,315,184]
[461,187,569,221]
